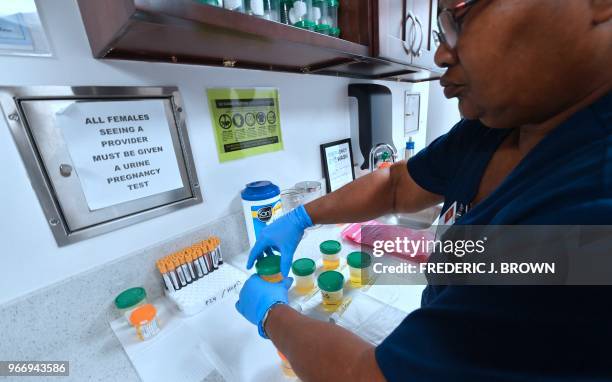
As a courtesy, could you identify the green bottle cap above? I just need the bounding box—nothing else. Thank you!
[115,287,147,310]
[317,271,344,292]
[292,258,316,276]
[327,0,339,7]
[255,255,281,276]
[347,252,372,269]
[330,27,341,37]
[320,240,341,255]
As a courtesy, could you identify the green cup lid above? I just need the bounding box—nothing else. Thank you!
[317,271,344,292]
[292,258,316,276]
[327,0,339,7]
[347,251,372,269]
[197,0,221,5]
[330,27,341,37]
[320,240,341,255]
[255,255,281,276]
[315,24,331,34]
[294,20,316,30]
[115,287,146,310]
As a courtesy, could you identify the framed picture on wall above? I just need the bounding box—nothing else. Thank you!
[320,138,356,194]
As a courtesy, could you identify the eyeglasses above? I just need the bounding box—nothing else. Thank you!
[434,0,480,49]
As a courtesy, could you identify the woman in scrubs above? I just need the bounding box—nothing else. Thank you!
[237,1,612,380]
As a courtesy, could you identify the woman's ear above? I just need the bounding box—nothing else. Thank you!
[591,0,612,25]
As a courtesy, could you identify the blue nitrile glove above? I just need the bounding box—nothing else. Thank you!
[235,274,294,338]
[247,204,313,277]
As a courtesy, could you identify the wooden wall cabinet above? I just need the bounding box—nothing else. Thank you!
[76,0,443,82]
[372,0,441,74]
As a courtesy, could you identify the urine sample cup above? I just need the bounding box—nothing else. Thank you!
[294,181,322,204]
[295,181,323,229]
[347,251,372,287]
[317,271,344,311]
[292,258,316,293]
[280,188,304,215]
[115,287,148,325]
[255,254,283,283]
[320,240,341,270]
[277,350,297,377]
[256,255,296,376]
[129,304,161,341]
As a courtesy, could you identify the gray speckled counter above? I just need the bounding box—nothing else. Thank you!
[0,213,247,381]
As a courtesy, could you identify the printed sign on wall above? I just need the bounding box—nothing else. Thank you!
[320,138,356,193]
[0,13,33,51]
[0,0,52,56]
[56,99,184,210]
[207,88,284,162]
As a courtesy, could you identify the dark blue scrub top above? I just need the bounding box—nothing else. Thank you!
[375,92,612,382]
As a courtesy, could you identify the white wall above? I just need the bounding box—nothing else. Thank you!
[426,80,461,144]
[0,0,427,305]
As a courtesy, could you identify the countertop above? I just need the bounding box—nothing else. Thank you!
[19,225,424,382]
[113,223,426,382]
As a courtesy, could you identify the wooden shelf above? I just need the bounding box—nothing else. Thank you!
[78,0,370,73]
[76,0,440,81]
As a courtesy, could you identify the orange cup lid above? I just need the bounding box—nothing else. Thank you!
[129,303,157,325]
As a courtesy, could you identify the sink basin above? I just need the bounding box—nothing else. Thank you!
[376,205,442,230]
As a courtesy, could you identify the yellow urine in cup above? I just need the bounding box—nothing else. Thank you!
[261,272,283,283]
[321,290,344,312]
[322,255,340,270]
[349,266,370,287]
[277,351,296,377]
[294,275,315,293]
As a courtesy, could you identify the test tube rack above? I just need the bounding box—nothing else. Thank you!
[155,237,247,316]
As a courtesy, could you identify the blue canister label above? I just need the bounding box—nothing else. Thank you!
[250,200,282,240]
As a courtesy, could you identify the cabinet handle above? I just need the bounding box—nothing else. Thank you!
[413,15,424,57]
[403,12,417,55]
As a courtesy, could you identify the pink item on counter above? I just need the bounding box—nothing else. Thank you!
[341,220,434,263]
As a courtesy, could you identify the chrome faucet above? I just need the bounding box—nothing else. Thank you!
[369,143,398,172]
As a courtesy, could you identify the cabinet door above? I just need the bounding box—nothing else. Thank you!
[375,0,412,66]
[410,0,441,72]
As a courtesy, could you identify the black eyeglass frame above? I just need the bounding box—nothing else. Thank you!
[434,0,480,49]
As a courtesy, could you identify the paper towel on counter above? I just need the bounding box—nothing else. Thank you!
[330,292,408,345]
[189,295,288,382]
[110,298,215,382]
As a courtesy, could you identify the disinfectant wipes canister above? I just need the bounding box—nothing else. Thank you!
[241,181,282,247]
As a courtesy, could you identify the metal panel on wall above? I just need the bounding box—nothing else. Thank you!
[0,86,202,246]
